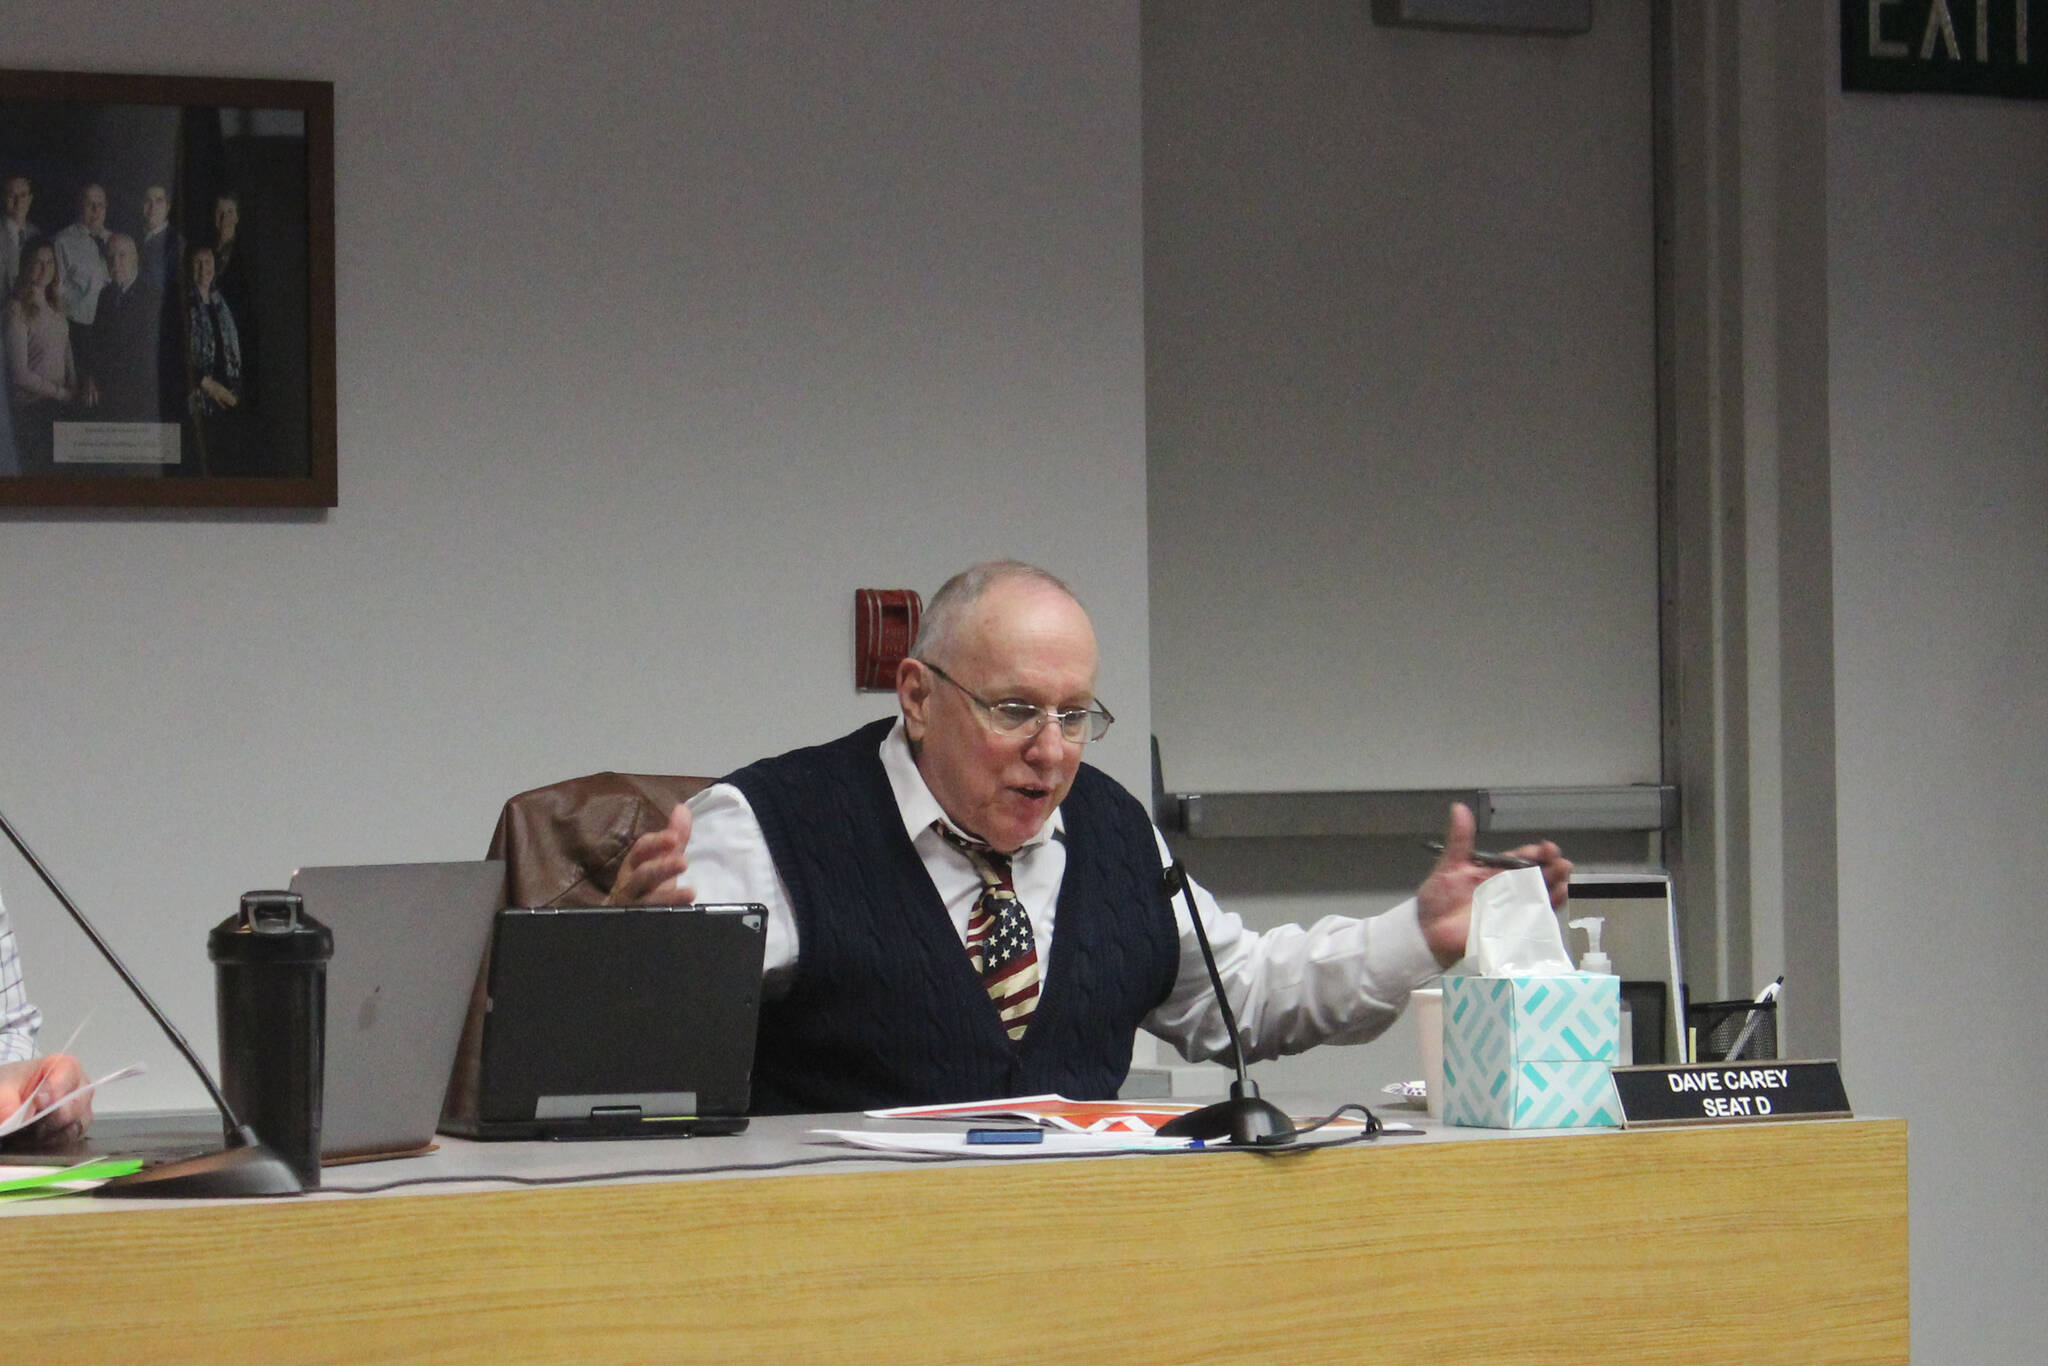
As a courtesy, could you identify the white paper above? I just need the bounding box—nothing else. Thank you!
[812,1129,1194,1156]
[0,1063,145,1138]
[1468,866,1575,975]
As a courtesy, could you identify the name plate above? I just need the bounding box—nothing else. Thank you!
[1611,1060,1852,1128]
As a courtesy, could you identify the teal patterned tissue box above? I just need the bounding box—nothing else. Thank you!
[1441,973,1621,1129]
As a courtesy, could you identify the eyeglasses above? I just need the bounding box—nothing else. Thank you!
[921,662,1115,745]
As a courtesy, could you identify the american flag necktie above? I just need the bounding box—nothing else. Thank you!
[935,823,1040,1041]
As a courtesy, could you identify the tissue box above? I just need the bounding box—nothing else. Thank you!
[1442,973,1621,1129]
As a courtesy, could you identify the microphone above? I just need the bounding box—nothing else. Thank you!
[1151,860,1297,1147]
[0,805,304,1197]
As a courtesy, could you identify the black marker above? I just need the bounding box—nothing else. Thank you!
[1421,839,1538,871]
[965,1128,1044,1145]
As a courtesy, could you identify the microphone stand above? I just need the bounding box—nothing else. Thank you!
[0,806,304,1197]
[1152,861,1297,1147]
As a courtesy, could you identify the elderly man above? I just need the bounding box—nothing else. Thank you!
[51,183,113,326]
[0,892,93,1144]
[611,561,1572,1113]
[80,233,162,420]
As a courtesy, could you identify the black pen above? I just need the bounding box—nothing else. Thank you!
[1421,839,1538,871]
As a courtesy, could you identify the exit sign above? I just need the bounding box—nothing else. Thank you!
[1843,0,2047,99]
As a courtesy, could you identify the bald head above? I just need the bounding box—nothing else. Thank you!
[911,560,1081,664]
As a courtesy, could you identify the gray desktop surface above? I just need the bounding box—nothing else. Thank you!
[4,1096,1385,1185]
[2,1108,226,1168]
[3,1109,946,1195]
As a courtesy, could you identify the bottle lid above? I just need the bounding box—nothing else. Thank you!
[208,891,334,964]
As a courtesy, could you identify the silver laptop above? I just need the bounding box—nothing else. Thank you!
[289,861,503,1163]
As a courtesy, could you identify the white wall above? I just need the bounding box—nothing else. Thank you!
[1146,1,1660,796]
[1828,59,2048,1363]
[0,0,1150,1111]
[1142,0,1659,1097]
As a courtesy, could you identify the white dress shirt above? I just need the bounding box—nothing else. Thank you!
[51,223,110,325]
[680,720,1442,1065]
[0,891,44,1065]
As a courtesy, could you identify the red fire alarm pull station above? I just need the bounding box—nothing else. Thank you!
[855,589,922,690]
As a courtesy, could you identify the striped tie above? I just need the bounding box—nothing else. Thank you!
[936,824,1040,1041]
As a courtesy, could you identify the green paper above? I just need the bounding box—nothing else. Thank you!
[0,1158,146,1197]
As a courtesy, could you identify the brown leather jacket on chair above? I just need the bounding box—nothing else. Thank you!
[442,771,714,1130]
[488,771,714,908]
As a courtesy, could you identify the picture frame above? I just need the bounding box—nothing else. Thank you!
[0,69,335,508]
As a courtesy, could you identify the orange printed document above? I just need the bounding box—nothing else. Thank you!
[868,1094,1368,1134]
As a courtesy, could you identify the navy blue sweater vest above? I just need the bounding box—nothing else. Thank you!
[726,718,1179,1115]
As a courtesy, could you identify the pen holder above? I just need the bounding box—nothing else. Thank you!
[1687,998,1778,1062]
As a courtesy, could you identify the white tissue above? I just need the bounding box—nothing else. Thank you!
[1467,866,1575,975]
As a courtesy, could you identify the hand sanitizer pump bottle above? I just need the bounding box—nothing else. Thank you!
[1567,916,1611,975]
[1568,916,1627,1064]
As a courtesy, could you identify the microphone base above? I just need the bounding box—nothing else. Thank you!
[1156,1088,1299,1147]
[92,1126,307,1199]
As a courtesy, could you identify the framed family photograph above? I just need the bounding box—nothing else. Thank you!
[0,69,334,508]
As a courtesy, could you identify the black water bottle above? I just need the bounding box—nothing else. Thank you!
[209,891,333,1188]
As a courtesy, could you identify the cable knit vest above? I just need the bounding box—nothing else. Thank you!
[727,718,1179,1114]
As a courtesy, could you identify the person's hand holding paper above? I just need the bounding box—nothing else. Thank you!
[1417,803,1573,969]
[0,1054,92,1144]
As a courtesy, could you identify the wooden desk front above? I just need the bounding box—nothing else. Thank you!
[2,1115,1906,1363]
